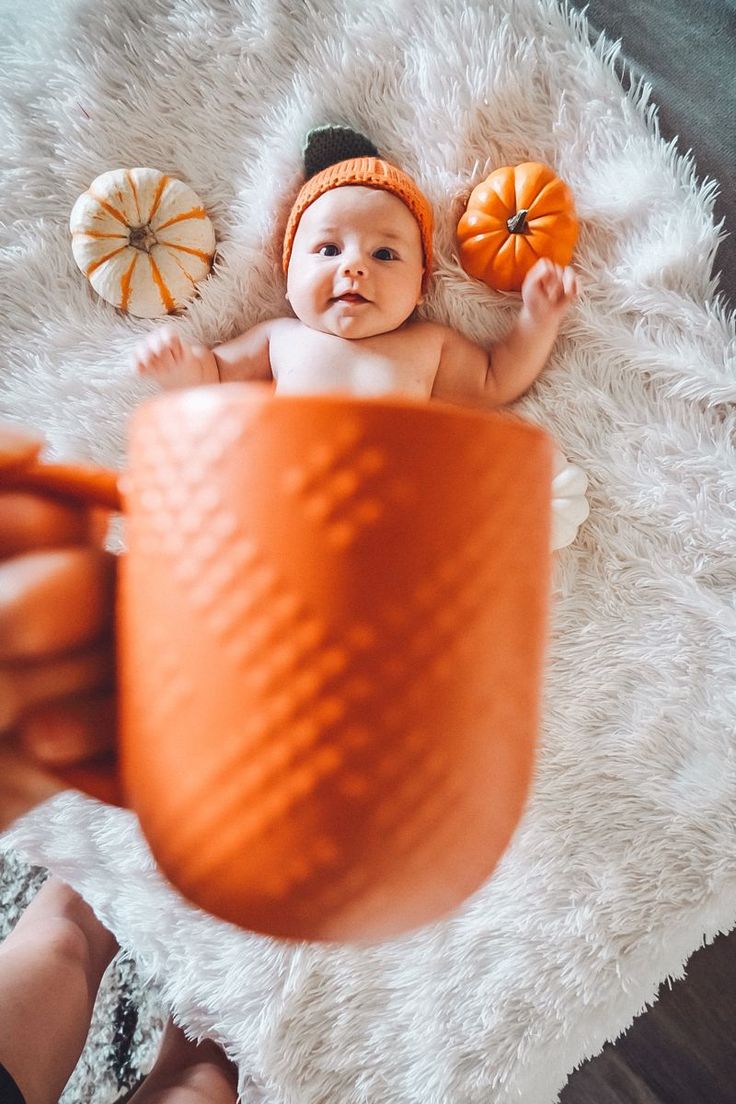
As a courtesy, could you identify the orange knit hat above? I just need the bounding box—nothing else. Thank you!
[282,127,434,289]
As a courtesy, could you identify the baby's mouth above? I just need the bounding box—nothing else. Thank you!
[334,293,368,303]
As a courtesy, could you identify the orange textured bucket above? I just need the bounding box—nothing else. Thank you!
[114,384,553,941]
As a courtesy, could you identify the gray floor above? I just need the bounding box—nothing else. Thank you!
[580,0,736,301]
[562,3,735,1098]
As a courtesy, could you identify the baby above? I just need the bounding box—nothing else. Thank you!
[133,127,578,407]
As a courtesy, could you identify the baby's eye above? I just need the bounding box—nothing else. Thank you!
[374,247,397,261]
[317,244,340,257]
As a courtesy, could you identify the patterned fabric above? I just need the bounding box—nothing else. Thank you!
[111,986,139,1091]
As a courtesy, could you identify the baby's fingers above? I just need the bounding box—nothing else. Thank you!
[130,335,158,376]
[562,267,578,299]
[131,326,181,375]
[540,262,565,300]
[540,262,579,305]
[154,327,183,366]
[527,258,560,299]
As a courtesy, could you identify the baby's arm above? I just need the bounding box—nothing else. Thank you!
[432,259,578,408]
[133,321,274,390]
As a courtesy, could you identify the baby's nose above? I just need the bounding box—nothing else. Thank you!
[340,253,367,277]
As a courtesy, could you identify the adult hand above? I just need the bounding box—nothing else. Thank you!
[0,425,118,829]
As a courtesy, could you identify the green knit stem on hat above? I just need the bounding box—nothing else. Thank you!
[304,125,380,179]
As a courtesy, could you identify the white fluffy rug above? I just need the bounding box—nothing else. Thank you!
[2,0,736,1101]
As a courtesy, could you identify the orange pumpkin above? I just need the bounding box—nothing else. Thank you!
[456,162,578,292]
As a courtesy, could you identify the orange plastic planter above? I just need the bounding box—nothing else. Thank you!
[7,385,554,942]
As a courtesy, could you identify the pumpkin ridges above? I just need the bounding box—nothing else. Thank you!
[527,225,577,266]
[85,243,129,277]
[125,169,143,225]
[165,242,215,264]
[523,176,561,215]
[169,252,198,287]
[154,207,208,232]
[524,229,565,261]
[466,227,507,248]
[489,168,517,215]
[161,247,208,283]
[147,174,170,224]
[87,190,129,227]
[458,209,502,237]
[148,252,176,312]
[513,233,540,276]
[155,222,216,257]
[110,188,135,224]
[526,212,575,232]
[70,197,129,238]
[151,246,208,303]
[525,178,574,219]
[493,237,520,290]
[471,183,511,222]
[467,230,509,276]
[120,252,138,313]
[72,230,128,240]
[514,163,556,212]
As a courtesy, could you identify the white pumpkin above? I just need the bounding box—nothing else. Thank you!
[550,446,590,550]
[70,168,216,318]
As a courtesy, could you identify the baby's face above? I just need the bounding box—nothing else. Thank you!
[286,187,425,339]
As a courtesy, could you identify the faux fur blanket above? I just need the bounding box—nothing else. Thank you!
[2,0,735,1101]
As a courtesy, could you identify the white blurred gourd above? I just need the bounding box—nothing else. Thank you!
[70,168,216,317]
[550,446,590,550]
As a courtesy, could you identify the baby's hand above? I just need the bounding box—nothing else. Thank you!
[131,326,219,390]
[521,259,578,324]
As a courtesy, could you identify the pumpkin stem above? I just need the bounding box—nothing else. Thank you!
[129,224,158,253]
[506,209,529,234]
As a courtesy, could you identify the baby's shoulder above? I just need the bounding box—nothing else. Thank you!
[268,316,304,338]
[398,317,453,350]
[408,317,453,339]
[267,316,311,355]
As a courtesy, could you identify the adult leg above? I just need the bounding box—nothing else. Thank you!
[0,875,118,1104]
[126,1016,238,1104]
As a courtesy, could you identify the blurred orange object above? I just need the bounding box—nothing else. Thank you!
[3,460,122,511]
[7,385,554,942]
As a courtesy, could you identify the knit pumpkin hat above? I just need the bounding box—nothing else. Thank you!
[282,126,434,289]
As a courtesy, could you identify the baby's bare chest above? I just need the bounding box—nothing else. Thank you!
[270,325,441,399]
